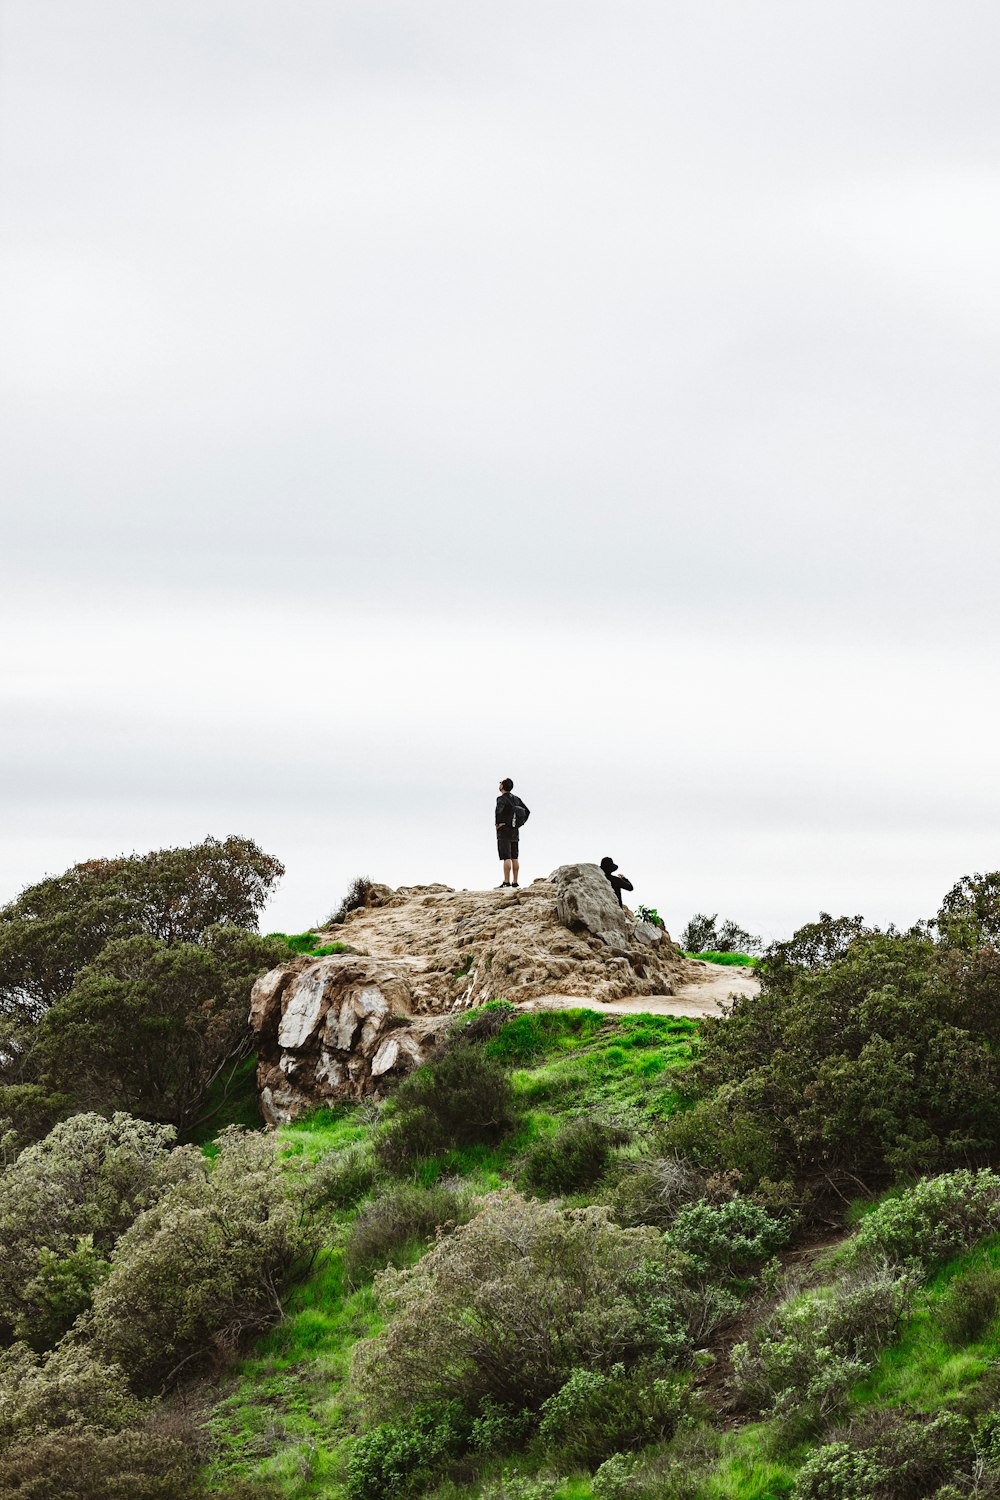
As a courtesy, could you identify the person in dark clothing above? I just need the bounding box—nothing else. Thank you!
[600,856,634,908]
[495,777,525,888]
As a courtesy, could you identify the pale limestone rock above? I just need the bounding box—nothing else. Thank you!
[553,863,633,953]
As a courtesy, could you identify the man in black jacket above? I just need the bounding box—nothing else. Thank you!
[495,777,523,888]
[600,856,634,908]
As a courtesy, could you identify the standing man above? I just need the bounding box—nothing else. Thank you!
[495,777,529,888]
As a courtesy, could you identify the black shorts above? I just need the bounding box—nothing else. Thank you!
[497,831,519,861]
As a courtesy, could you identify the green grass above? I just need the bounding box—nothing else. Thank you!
[684,951,760,968]
[268,931,348,958]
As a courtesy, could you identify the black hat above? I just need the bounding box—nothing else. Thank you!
[600,857,617,874]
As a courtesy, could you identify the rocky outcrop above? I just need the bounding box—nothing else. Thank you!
[250,867,695,1122]
[251,953,450,1124]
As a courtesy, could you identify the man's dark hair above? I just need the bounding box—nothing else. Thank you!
[500,777,514,792]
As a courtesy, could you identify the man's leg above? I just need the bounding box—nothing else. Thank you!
[503,858,512,884]
[511,858,519,885]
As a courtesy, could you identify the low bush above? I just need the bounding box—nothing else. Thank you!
[667,1194,787,1276]
[90,1129,317,1390]
[0,1343,145,1447]
[0,1429,201,1500]
[345,1400,468,1500]
[937,1264,1000,1347]
[794,1411,980,1500]
[609,1154,705,1229]
[0,1113,191,1347]
[448,1001,518,1047]
[345,1182,470,1287]
[352,1193,688,1420]
[732,1263,917,1424]
[844,1170,1000,1270]
[791,1441,888,1500]
[374,1045,515,1171]
[304,1141,377,1211]
[328,876,375,925]
[537,1361,687,1467]
[519,1117,628,1196]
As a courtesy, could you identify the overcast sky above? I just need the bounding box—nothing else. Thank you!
[2,2,999,941]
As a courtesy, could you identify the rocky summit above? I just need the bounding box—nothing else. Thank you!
[251,862,697,1123]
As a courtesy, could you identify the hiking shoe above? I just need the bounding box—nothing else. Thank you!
[496,882,510,889]
[511,882,519,888]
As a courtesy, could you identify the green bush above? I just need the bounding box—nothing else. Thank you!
[448,1001,518,1047]
[0,1343,145,1448]
[845,1171,1000,1270]
[671,920,1000,1188]
[732,1263,917,1423]
[374,1044,515,1171]
[937,1264,1000,1347]
[0,1429,202,1500]
[791,1441,887,1500]
[305,1141,377,1211]
[345,1182,470,1286]
[345,1401,467,1499]
[537,1361,687,1467]
[667,1195,787,1276]
[519,1117,628,1196]
[0,1112,189,1347]
[468,1398,532,1453]
[352,1193,688,1420]
[90,1129,317,1390]
[328,876,375,925]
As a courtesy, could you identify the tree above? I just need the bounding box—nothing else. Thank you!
[34,928,286,1134]
[0,836,284,1020]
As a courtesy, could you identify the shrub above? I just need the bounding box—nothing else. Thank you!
[448,1001,518,1047]
[345,1401,467,1500]
[681,914,760,955]
[0,1429,201,1500]
[791,1441,887,1500]
[329,876,375,925]
[90,1129,317,1390]
[468,1398,532,1453]
[0,835,284,1019]
[0,1113,190,1346]
[609,1154,705,1229]
[845,1171,1000,1270]
[732,1263,917,1423]
[519,1117,628,1196]
[374,1044,515,1170]
[352,1193,688,1420]
[35,926,285,1133]
[667,1195,787,1276]
[937,1264,1000,1347]
[305,1141,377,1211]
[671,923,1000,1188]
[0,1343,145,1447]
[537,1361,687,1467]
[345,1182,470,1286]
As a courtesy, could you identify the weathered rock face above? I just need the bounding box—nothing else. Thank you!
[251,954,450,1125]
[250,868,694,1121]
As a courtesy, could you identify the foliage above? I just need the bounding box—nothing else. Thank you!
[0,836,284,1019]
[345,1182,471,1287]
[635,906,660,926]
[0,1082,73,1159]
[609,1154,705,1229]
[328,876,375,926]
[0,1429,203,1500]
[681,913,761,955]
[732,1262,917,1424]
[672,924,1000,1188]
[0,1342,145,1446]
[519,1116,628,1195]
[35,927,285,1133]
[844,1170,1000,1270]
[790,1441,887,1500]
[0,1112,187,1347]
[667,1194,787,1276]
[375,1044,516,1171]
[269,932,347,958]
[352,1193,688,1421]
[448,1000,518,1047]
[936,871,1000,950]
[345,1401,468,1499]
[936,1263,1000,1347]
[688,950,760,967]
[90,1129,318,1390]
[537,1361,687,1467]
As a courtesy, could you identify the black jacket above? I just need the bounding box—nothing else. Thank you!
[605,871,634,908]
[495,794,515,829]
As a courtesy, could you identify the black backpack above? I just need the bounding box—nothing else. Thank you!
[510,795,531,829]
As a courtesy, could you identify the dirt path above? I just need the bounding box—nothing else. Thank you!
[523,959,759,1019]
